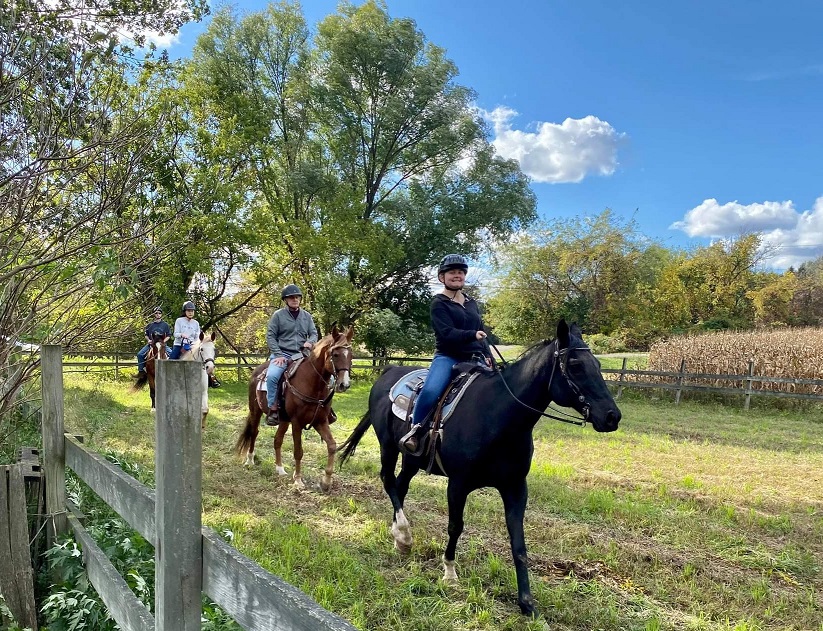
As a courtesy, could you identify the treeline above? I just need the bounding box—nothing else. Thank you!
[484,211,823,350]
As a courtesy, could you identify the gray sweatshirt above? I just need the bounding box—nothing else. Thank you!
[265,308,318,356]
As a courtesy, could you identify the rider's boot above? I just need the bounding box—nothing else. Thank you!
[399,423,426,454]
[265,403,279,426]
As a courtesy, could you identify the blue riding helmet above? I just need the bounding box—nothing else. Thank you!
[438,254,468,274]
[182,300,195,311]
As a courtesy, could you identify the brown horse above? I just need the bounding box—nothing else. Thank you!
[235,324,354,491]
[133,331,168,411]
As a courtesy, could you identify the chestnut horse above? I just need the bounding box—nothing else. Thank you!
[235,324,354,491]
[133,331,168,411]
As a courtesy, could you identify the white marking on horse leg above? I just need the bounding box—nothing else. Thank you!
[392,509,412,554]
[443,557,458,582]
[275,465,288,476]
[243,450,255,467]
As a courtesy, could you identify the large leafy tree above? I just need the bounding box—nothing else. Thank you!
[183,0,535,341]
[0,0,206,442]
[485,210,655,343]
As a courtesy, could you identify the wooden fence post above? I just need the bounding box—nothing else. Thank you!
[674,359,686,406]
[744,359,755,411]
[154,359,203,631]
[114,351,120,380]
[0,465,39,629]
[236,354,242,382]
[616,357,627,399]
[41,345,67,548]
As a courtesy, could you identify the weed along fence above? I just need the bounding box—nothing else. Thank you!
[604,358,823,409]
[41,345,358,631]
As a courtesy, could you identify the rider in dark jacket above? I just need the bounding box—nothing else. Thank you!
[400,254,490,452]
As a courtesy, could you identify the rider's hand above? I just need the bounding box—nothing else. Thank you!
[273,357,287,366]
[475,330,487,340]
[303,341,314,349]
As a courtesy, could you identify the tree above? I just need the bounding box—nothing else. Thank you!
[181,0,536,340]
[485,210,654,343]
[0,0,206,443]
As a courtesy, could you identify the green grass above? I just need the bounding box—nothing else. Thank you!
[61,372,823,631]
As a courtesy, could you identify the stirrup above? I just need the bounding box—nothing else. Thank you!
[398,425,426,456]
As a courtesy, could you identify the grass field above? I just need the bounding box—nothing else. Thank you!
[61,373,823,631]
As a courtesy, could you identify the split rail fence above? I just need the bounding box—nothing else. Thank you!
[62,352,823,409]
[40,345,357,631]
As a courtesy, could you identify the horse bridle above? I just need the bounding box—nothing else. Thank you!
[306,342,353,381]
[196,344,216,372]
[494,340,592,427]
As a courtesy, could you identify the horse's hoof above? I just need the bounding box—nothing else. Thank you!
[275,465,288,476]
[318,474,333,493]
[393,538,412,555]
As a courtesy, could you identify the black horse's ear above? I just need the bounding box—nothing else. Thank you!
[569,322,583,338]
[557,319,570,348]
[210,331,216,342]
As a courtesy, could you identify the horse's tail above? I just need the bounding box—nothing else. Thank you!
[337,411,372,467]
[234,411,257,456]
[131,374,148,391]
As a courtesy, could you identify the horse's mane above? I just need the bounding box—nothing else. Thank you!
[311,332,336,357]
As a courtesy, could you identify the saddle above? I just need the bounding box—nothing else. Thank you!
[390,360,492,469]
[254,356,336,428]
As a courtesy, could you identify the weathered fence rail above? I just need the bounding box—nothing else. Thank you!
[602,357,823,409]
[42,345,357,631]
[63,352,823,408]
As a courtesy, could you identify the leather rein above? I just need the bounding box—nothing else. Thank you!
[487,340,591,427]
[284,342,351,426]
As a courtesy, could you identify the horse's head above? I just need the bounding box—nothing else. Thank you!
[151,331,167,360]
[550,319,621,433]
[315,324,354,392]
[188,331,217,376]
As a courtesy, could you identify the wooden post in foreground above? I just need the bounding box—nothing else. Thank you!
[41,345,67,548]
[154,359,203,631]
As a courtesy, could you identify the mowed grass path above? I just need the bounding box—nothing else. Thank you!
[63,372,823,631]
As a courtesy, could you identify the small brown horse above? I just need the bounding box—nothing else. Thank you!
[133,331,168,411]
[235,324,354,491]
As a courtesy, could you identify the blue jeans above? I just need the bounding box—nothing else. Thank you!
[266,352,289,409]
[137,344,172,371]
[412,353,458,426]
[169,345,183,360]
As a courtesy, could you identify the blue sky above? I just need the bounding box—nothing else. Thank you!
[158,0,823,270]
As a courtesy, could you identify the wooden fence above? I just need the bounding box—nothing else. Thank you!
[41,345,357,631]
[604,358,823,409]
[62,352,823,409]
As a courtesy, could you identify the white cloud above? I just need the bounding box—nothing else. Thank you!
[670,199,798,237]
[671,197,823,268]
[483,106,624,184]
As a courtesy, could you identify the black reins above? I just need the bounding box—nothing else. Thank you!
[485,340,590,427]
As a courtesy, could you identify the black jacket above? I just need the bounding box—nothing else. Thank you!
[431,293,487,361]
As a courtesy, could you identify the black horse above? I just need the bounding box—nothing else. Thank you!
[338,320,621,617]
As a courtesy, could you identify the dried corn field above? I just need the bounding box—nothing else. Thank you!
[647,327,823,395]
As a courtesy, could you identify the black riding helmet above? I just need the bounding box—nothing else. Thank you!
[281,284,303,300]
[182,300,195,311]
[438,254,469,275]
